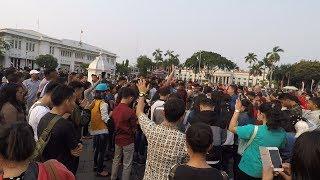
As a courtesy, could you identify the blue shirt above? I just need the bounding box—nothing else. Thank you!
[236,124,286,178]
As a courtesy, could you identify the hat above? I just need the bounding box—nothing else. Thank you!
[29,70,40,75]
[95,83,109,91]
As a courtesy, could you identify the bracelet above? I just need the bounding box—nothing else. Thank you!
[235,109,241,113]
[139,92,147,97]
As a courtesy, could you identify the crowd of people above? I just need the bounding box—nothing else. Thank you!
[0,65,319,180]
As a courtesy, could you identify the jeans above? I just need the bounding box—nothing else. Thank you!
[93,134,109,173]
[111,143,134,180]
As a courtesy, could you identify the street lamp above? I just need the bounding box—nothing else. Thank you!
[198,51,202,83]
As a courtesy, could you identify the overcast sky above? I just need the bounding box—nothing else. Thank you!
[1,0,319,69]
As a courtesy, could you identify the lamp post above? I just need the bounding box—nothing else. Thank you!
[198,51,202,83]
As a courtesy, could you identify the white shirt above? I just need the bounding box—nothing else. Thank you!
[28,101,50,140]
[303,109,320,130]
[150,100,165,122]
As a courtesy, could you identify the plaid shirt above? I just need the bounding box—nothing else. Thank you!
[138,113,187,180]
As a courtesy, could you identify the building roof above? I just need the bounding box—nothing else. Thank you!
[0,28,116,57]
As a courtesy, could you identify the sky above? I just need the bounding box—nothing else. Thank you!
[1,0,319,69]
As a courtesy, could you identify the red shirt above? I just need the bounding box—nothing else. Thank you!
[112,103,137,146]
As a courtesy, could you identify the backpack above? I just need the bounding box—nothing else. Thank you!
[32,115,61,161]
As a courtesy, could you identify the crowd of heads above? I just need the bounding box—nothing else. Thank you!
[0,65,319,179]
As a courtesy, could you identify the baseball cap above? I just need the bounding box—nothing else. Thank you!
[29,70,40,75]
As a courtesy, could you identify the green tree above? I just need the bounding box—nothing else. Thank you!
[245,53,258,85]
[35,54,58,69]
[152,49,163,66]
[272,64,292,86]
[185,51,237,74]
[0,38,10,60]
[164,50,180,70]
[266,46,284,85]
[290,60,320,88]
[116,59,130,76]
[136,55,153,76]
[80,62,89,74]
[249,63,263,77]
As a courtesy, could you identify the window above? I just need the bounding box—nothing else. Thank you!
[18,41,21,49]
[14,40,18,49]
[60,50,72,57]
[49,46,55,55]
[75,52,85,59]
[32,44,35,51]
[87,55,96,61]
[26,42,29,51]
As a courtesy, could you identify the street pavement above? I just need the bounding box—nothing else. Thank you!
[76,139,145,180]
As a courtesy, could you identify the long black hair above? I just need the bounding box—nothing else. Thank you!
[291,130,320,180]
[241,99,254,119]
[0,121,35,162]
[0,83,25,113]
[259,102,284,130]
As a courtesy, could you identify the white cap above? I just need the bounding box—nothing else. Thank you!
[29,70,40,75]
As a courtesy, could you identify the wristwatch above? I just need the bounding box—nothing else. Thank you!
[139,92,147,97]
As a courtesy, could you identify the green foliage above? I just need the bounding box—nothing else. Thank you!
[245,53,258,66]
[185,51,237,73]
[250,63,263,77]
[116,59,130,76]
[152,49,163,65]
[136,55,153,76]
[272,60,320,88]
[35,54,58,69]
[0,38,10,60]
[164,50,180,67]
[290,60,320,87]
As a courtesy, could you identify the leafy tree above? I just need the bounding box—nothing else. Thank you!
[136,55,153,76]
[116,59,130,76]
[272,64,292,86]
[266,46,284,85]
[185,51,237,74]
[290,60,320,88]
[250,63,263,77]
[164,50,180,70]
[245,53,258,85]
[0,38,10,60]
[80,63,89,74]
[35,54,58,69]
[152,49,163,66]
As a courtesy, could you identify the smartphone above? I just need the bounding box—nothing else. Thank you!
[267,147,283,172]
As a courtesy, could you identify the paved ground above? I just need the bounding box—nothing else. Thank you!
[76,139,145,180]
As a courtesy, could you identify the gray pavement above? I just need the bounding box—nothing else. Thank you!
[76,139,145,180]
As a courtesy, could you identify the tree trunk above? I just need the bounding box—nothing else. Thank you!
[248,62,251,86]
[269,66,274,87]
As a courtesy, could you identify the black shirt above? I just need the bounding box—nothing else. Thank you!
[37,112,79,174]
[173,165,223,180]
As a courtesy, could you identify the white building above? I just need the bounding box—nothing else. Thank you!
[0,28,116,73]
[176,68,266,86]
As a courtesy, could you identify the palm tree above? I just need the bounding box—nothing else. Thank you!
[165,50,179,71]
[250,63,263,77]
[266,46,284,86]
[245,53,258,86]
[152,49,163,67]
